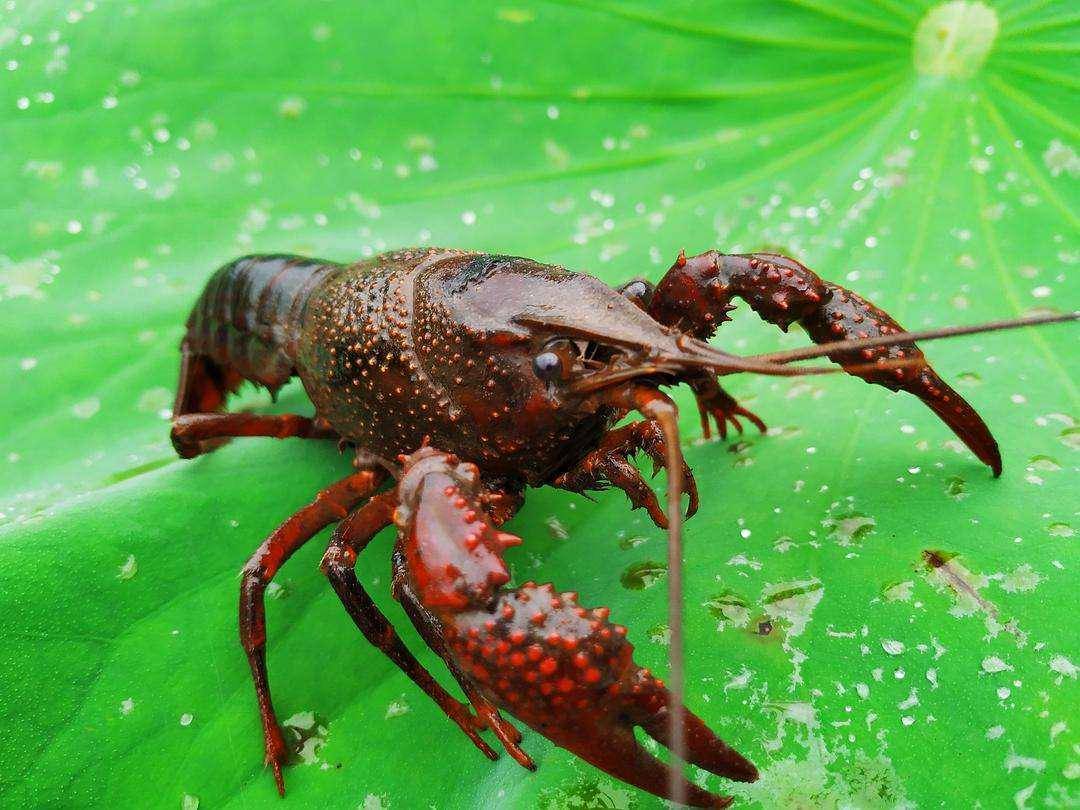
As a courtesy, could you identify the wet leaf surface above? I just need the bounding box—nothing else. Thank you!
[1,1,1077,807]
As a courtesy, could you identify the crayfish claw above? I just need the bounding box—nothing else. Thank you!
[634,692,759,784]
[391,445,754,806]
[558,724,736,808]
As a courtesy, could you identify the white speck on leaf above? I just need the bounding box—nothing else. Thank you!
[1013,782,1036,810]
[1043,139,1079,178]
[278,96,306,118]
[881,639,905,656]
[117,555,137,580]
[982,656,1013,674]
[72,397,100,419]
[385,697,410,719]
[1003,747,1046,774]
[1048,655,1077,683]
[283,711,315,731]
[883,581,914,602]
[723,667,752,692]
[544,516,568,540]
[999,564,1042,593]
[762,578,823,638]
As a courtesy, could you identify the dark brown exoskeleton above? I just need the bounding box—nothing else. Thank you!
[171,248,1074,806]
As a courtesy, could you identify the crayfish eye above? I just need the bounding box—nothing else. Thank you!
[532,338,578,383]
[532,351,563,382]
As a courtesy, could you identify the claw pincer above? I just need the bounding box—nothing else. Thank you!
[650,251,1001,475]
[391,447,757,807]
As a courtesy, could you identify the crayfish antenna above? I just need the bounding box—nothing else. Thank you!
[745,310,1079,366]
[622,386,690,805]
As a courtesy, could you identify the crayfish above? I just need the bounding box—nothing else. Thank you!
[171,247,1073,806]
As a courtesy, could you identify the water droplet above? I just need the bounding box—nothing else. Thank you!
[944,475,968,500]
[117,554,137,580]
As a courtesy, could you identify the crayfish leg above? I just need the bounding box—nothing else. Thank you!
[320,495,498,762]
[238,467,385,794]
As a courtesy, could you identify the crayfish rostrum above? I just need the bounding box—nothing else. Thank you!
[171,247,1071,806]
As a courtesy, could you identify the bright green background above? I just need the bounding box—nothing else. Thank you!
[1,1,1077,808]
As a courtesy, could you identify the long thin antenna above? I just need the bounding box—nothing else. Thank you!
[657,409,686,809]
[746,311,1077,366]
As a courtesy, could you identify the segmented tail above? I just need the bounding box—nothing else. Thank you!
[174,254,339,416]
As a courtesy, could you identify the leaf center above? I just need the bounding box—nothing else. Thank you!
[913,1,999,79]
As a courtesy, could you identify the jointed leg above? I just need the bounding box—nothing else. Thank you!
[648,250,1001,474]
[392,567,535,771]
[239,468,385,794]
[319,494,499,761]
[171,345,337,459]
[554,420,699,529]
[171,412,337,459]
[614,274,765,441]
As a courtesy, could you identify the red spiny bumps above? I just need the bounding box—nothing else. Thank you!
[800,282,927,389]
[445,582,639,723]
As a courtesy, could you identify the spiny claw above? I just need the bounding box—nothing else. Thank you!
[443,583,757,808]
[393,447,756,807]
[797,280,1002,476]
[908,368,1002,476]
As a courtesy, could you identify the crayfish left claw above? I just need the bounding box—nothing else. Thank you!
[560,724,738,808]
[633,686,759,784]
[536,668,757,808]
